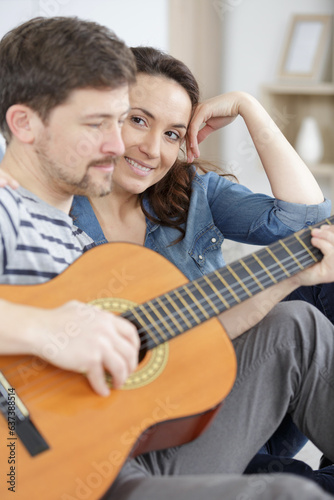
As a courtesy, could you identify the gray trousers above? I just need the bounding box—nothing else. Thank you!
[104,302,334,499]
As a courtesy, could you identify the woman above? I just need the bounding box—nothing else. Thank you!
[1,46,333,492]
[70,46,334,493]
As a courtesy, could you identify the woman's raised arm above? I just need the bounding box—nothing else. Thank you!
[187,91,324,205]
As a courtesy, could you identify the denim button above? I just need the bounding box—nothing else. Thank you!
[211,237,217,243]
[198,255,203,260]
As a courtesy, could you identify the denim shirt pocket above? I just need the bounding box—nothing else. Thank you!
[189,224,224,269]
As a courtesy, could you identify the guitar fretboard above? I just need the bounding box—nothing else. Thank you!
[123,216,333,351]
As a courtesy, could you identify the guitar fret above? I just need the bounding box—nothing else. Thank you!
[130,307,160,345]
[213,271,241,304]
[279,240,304,270]
[252,252,277,283]
[240,259,265,291]
[226,265,253,298]
[184,284,211,319]
[142,302,170,341]
[266,247,290,277]
[192,281,220,315]
[165,292,193,329]
[202,275,230,310]
[295,233,319,262]
[173,289,201,325]
[137,305,164,344]
[155,296,184,333]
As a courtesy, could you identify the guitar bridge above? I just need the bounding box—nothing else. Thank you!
[0,371,49,456]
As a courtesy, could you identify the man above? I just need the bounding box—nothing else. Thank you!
[0,16,334,500]
[0,16,139,396]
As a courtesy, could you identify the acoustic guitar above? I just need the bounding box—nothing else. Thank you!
[0,216,332,500]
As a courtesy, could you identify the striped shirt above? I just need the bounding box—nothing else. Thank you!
[0,187,94,285]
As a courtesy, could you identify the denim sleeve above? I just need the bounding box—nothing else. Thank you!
[203,172,331,245]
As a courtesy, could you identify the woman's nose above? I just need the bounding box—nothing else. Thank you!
[138,131,160,159]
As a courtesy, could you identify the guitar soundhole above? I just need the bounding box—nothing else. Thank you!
[138,338,148,363]
[89,297,169,390]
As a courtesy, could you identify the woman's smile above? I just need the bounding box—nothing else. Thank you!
[124,156,153,176]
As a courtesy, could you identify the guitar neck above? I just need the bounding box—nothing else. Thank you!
[124,216,334,350]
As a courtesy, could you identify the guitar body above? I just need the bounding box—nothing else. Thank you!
[0,243,236,500]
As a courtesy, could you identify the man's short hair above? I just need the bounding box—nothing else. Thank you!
[0,16,137,143]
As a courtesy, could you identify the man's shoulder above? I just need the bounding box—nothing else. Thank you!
[0,185,23,202]
[0,185,39,210]
[0,186,25,222]
[0,186,47,227]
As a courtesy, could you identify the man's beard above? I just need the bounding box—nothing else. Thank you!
[35,136,118,197]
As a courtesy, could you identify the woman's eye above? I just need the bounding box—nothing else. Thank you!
[131,116,146,126]
[88,123,102,129]
[166,131,180,142]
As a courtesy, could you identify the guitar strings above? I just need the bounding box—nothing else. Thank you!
[139,245,312,323]
[133,246,321,350]
[137,263,310,350]
[139,244,313,319]
[148,225,323,322]
[206,228,321,280]
[139,247,314,336]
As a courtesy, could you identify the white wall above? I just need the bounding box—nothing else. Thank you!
[220,0,334,195]
[0,0,34,38]
[0,0,168,48]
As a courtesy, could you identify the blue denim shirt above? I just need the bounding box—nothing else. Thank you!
[71,171,331,281]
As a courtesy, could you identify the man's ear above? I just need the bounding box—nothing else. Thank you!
[6,105,41,144]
